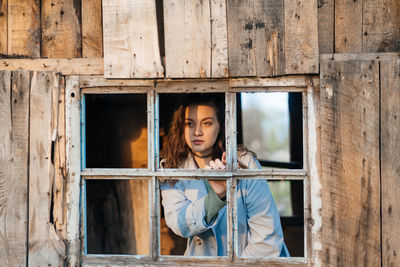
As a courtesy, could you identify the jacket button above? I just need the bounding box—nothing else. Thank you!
[195,237,202,246]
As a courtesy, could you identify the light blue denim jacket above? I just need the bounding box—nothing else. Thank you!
[160,153,289,257]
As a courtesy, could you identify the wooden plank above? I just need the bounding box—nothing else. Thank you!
[254,0,285,76]
[226,0,256,77]
[82,255,308,266]
[53,76,67,238]
[381,58,400,267]
[334,0,362,53]
[0,0,7,54]
[28,71,65,266]
[317,0,334,54]
[82,0,103,57]
[65,76,81,266]
[320,52,400,61]
[8,0,40,57]
[320,59,380,266]
[284,0,319,74]
[164,0,211,78]
[363,0,400,53]
[41,0,82,58]
[210,0,228,77]
[103,0,163,78]
[230,76,307,88]
[0,71,29,266]
[0,58,104,75]
[79,75,153,88]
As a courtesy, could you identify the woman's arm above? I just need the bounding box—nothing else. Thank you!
[161,182,214,238]
[240,155,287,257]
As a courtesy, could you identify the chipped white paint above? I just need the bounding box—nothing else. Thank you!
[307,81,322,266]
[65,76,81,266]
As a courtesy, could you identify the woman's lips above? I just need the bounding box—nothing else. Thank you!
[192,140,204,145]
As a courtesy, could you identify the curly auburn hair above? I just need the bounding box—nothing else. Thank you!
[160,94,225,168]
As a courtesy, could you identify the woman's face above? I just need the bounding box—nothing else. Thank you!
[184,104,220,156]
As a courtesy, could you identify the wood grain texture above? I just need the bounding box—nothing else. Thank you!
[226,0,256,77]
[82,0,103,57]
[65,76,81,266]
[0,71,29,267]
[335,0,362,53]
[28,71,65,266]
[0,0,7,55]
[317,0,334,54]
[41,0,82,58]
[284,0,319,74]
[53,76,67,238]
[363,0,400,53]
[210,0,228,77]
[320,59,380,266]
[381,58,400,267]
[8,0,40,57]
[164,0,211,78]
[103,0,163,78]
[254,0,285,76]
[0,58,104,75]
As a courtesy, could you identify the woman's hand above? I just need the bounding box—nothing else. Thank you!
[206,152,227,199]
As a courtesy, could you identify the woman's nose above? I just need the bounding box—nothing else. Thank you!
[194,125,203,136]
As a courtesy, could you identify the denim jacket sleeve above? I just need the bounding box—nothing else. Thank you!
[160,181,214,238]
[239,154,289,257]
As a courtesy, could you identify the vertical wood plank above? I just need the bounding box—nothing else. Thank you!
[317,0,334,54]
[320,59,380,266]
[41,0,82,58]
[0,0,7,55]
[335,0,362,53]
[363,0,400,53]
[284,0,319,74]
[65,76,81,266]
[210,0,228,78]
[164,0,211,78]
[0,71,28,266]
[254,0,285,76]
[226,0,256,77]
[381,58,400,267]
[53,76,67,238]
[103,0,164,78]
[82,0,103,58]
[8,0,40,57]
[28,71,65,266]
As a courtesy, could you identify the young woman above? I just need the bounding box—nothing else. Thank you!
[160,94,289,257]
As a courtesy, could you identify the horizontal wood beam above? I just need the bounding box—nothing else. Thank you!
[0,58,104,75]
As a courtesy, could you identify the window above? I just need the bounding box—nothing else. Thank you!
[66,76,318,265]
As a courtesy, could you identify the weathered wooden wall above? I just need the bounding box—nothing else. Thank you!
[0,70,66,266]
[318,0,400,54]
[0,0,400,266]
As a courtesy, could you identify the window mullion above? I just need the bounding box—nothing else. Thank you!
[226,92,237,260]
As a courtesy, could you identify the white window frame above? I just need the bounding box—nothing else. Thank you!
[65,75,322,266]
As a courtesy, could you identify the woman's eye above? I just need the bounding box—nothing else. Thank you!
[203,121,212,126]
[185,122,193,127]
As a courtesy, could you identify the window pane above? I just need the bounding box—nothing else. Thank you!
[159,93,225,169]
[85,94,147,168]
[236,179,304,257]
[86,179,150,255]
[238,92,303,169]
[159,178,228,256]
